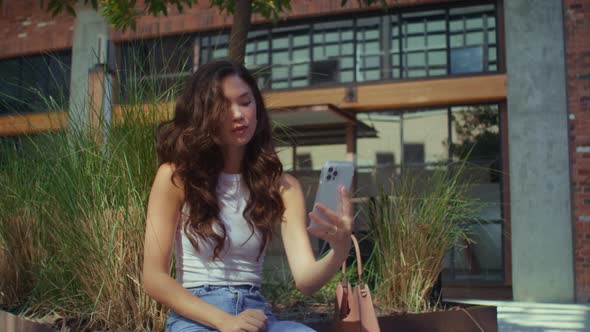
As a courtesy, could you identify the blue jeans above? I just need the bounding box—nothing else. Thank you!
[165,285,316,332]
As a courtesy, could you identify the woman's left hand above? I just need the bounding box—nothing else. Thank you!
[307,186,353,256]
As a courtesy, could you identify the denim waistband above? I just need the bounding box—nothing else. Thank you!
[188,284,260,292]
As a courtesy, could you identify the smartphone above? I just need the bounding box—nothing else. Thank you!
[310,161,355,229]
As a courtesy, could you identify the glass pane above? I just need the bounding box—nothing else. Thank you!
[272,66,288,80]
[276,147,294,171]
[450,34,464,48]
[364,70,380,81]
[313,46,325,59]
[364,41,380,53]
[341,70,354,82]
[271,81,288,89]
[365,29,379,40]
[489,47,497,61]
[273,36,289,49]
[488,31,496,44]
[326,45,339,57]
[466,17,483,30]
[365,56,381,68]
[444,223,504,282]
[405,36,425,51]
[292,79,307,87]
[293,49,309,61]
[407,69,426,78]
[258,40,269,50]
[256,53,268,64]
[444,104,503,283]
[313,33,324,44]
[212,48,227,59]
[429,68,446,76]
[407,21,424,34]
[427,34,446,49]
[0,58,22,113]
[450,20,463,32]
[450,46,483,73]
[451,105,500,167]
[402,108,448,165]
[342,30,354,41]
[427,20,445,32]
[341,57,354,69]
[272,51,289,64]
[407,52,426,66]
[466,32,484,46]
[326,32,339,43]
[341,43,353,55]
[428,51,446,66]
[356,112,402,197]
[292,63,308,77]
[293,35,309,47]
[487,17,496,29]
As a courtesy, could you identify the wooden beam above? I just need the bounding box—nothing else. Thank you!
[0,112,67,136]
[1,75,506,136]
[265,74,507,111]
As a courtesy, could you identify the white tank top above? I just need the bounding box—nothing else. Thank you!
[175,172,265,288]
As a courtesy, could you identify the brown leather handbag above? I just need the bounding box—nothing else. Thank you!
[332,234,381,332]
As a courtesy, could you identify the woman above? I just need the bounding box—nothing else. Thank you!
[142,59,353,332]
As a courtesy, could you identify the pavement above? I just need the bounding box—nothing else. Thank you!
[456,299,590,332]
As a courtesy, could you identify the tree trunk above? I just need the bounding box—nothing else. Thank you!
[228,0,252,64]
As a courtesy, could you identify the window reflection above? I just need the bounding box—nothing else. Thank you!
[118,2,500,93]
[120,35,194,102]
[354,105,503,283]
[401,10,447,78]
[0,52,71,114]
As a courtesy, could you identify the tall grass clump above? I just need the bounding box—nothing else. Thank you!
[0,40,193,330]
[365,163,481,313]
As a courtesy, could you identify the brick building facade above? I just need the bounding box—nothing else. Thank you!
[565,0,590,302]
[0,0,587,302]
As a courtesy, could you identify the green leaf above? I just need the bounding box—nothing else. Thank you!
[65,4,76,16]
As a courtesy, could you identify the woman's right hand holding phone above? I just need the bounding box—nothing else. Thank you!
[307,185,353,256]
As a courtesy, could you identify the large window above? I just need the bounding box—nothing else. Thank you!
[356,105,503,283]
[400,10,448,78]
[394,3,497,78]
[118,2,499,93]
[312,20,354,84]
[0,51,71,114]
[199,33,229,64]
[271,25,311,89]
[119,35,194,102]
[449,4,498,73]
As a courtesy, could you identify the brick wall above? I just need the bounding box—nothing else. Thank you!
[0,0,462,58]
[111,0,462,41]
[0,0,74,58]
[564,0,590,302]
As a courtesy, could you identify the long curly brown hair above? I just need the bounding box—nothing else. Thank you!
[156,59,284,260]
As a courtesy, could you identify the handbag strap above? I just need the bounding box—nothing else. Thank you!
[341,234,364,285]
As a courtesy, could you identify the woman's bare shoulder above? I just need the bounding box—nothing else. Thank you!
[280,173,302,194]
[154,162,185,203]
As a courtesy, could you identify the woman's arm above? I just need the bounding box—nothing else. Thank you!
[142,163,267,332]
[280,174,353,296]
